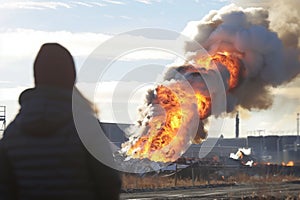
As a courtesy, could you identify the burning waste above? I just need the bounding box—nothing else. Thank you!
[120,2,300,163]
[230,148,254,167]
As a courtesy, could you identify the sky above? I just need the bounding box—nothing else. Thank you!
[0,0,299,138]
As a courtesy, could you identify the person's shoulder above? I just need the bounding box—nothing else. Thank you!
[0,120,20,147]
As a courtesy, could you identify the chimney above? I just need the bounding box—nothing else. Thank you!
[235,111,239,138]
[297,113,299,145]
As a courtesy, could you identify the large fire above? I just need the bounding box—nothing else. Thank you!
[211,52,243,90]
[197,52,243,90]
[124,83,200,162]
[122,51,243,163]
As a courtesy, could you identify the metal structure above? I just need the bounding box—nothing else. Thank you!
[297,113,299,145]
[235,112,239,138]
[257,129,265,136]
[0,106,6,133]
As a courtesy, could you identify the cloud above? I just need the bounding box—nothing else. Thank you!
[120,15,132,20]
[104,15,132,20]
[0,86,28,101]
[78,81,152,103]
[0,28,111,59]
[0,1,71,10]
[0,28,180,64]
[0,28,182,124]
[0,28,112,89]
[72,1,94,7]
[78,81,153,123]
[0,1,124,10]
[134,0,160,5]
[0,28,180,91]
[90,1,107,7]
[102,0,125,5]
[118,49,176,61]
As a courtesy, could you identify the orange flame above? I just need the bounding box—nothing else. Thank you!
[197,51,243,89]
[125,84,194,162]
[124,51,242,162]
[282,161,294,166]
[286,161,294,167]
[212,52,243,89]
[195,93,211,120]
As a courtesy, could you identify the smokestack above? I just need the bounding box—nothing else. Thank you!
[236,111,239,138]
[297,113,299,145]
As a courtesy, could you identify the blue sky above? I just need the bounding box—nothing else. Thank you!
[0,0,299,138]
[0,0,229,32]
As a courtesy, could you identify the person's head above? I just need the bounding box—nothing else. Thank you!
[34,43,98,114]
[34,43,76,89]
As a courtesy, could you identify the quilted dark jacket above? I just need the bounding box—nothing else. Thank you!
[0,87,121,200]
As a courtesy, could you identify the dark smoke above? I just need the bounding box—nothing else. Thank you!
[179,3,300,113]
[121,1,300,160]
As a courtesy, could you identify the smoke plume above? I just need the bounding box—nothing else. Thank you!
[121,2,300,163]
[182,3,300,112]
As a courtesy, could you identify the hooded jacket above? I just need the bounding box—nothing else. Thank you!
[0,87,121,200]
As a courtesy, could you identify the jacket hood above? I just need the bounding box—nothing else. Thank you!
[16,87,74,136]
[34,43,76,89]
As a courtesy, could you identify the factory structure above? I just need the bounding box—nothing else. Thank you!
[1,104,299,166]
[0,106,6,135]
[100,112,300,166]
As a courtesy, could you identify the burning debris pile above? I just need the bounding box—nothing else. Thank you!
[230,148,254,167]
[121,2,300,163]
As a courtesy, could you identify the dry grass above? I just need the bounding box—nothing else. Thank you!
[122,173,300,190]
[228,173,300,184]
[122,173,228,190]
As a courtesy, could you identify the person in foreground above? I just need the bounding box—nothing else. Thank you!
[0,43,121,200]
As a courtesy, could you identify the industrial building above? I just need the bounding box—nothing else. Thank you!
[100,121,300,165]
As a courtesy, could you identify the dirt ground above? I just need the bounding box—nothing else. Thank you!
[120,181,300,200]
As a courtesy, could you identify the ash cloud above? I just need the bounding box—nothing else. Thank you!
[181,2,300,112]
[120,1,300,162]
